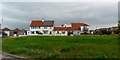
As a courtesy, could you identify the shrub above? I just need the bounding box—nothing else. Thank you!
[113,29,120,34]
[101,30,112,35]
[60,47,71,52]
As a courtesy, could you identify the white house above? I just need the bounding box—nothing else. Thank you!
[27,19,54,36]
[53,23,89,36]
[2,28,11,36]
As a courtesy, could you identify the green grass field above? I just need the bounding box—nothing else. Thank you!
[2,35,119,58]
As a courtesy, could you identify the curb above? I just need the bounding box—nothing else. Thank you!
[2,52,27,59]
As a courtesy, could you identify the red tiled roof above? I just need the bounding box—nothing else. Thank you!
[30,20,43,26]
[54,23,89,31]
[30,20,54,27]
[71,23,89,27]
[54,27,81,31]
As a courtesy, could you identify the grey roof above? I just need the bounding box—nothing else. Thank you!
[3,28,10,31]
[43,21,54,27]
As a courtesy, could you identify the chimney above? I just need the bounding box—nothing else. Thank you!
[42,18,44,22]
[61,25,64,27]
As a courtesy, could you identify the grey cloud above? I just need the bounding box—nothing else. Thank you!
[2,2,118,30]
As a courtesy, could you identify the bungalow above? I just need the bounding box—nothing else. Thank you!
[53,23,89,36]
[2,28,11,36]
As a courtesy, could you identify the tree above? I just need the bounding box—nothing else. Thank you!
[113,29,120,34]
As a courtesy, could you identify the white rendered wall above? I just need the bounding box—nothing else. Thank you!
[4,31,10,36]
[29,26,54,35]
[73,30,81,35]
[53,31,68,36]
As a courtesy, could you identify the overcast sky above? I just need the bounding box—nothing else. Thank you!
[0,2,118,30]
[1,0,119,2]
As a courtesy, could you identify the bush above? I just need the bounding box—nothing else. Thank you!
[101,30,112,34]
[60,47,71,52]
[113,29,120,34]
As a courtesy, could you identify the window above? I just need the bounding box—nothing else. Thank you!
[62,31,65,34]
[39,27,41,29]
[31,27,33,29]
[50,31,52,34]
[50,27,52,29]
[44,27,47,29]
[32,26,35,29]
[37,27,39,29]
[36,31,42,34]
[57,31,59,34]
[31,31,34,34]
[34,27,36,29]
[43,30,48,34]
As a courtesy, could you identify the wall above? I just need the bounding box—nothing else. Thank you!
[29,26,54,35]
[73,30,81,35]
[52,31,68,36]
[4,31,10,36]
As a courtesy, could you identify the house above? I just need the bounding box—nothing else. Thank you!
[27,19,89,36]
[27,19,54,36]
[2,28,15,36]
[53,23,89,36]
[14,28,21,36]
[2,28,10,36]
[14,28,27,36]
[17,29,27,36]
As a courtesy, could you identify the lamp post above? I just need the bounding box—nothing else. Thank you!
[1,17,3,37]
[1,18,3,29]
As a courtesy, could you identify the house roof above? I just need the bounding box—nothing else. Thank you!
[43,21,54,27]
[54,27,81,31]
[14,28,21,32]
[30,20,54,27]
[54,23,89,31]
[71,23,89,27]
[30,20,43,26]
[3,28,10,31]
